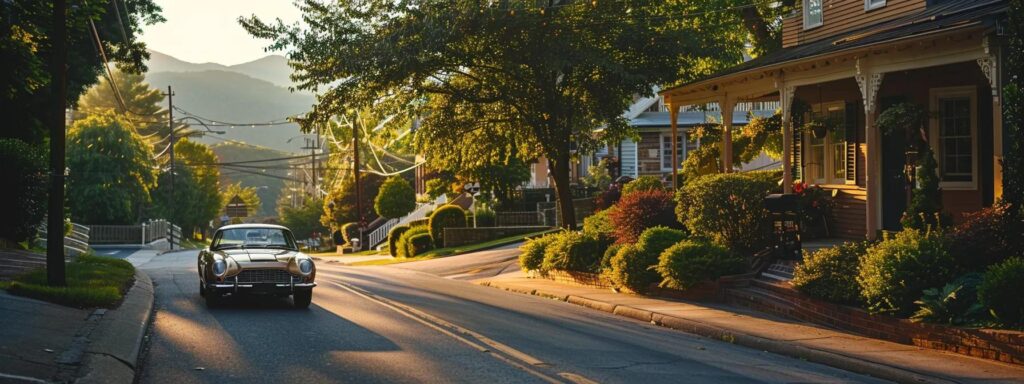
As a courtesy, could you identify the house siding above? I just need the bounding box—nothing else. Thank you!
[620,138,638,178]
[782,0,926,48]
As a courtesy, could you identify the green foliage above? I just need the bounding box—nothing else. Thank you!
[912,273,984,325]
[425,177,454,201]
[610,227,687,292]
[0,0,165,143]
[857,229,957,316]
[656,239,745,290]
[610,190,681,244]
[601,243,625,272]
[374,176,416,219]
[792,182,835,239]
[406,233,434,258]
[676,173,775,252]
[395,226,430,259]
[949,204,1018,270]
[792,241,871,305]
[582,207,616,243]
[1003,0,1024,227]
[541,231,604,273]
[475,207,496,228]
[340,222,360,244]
[278,197,327,240]
[582,159,613,190]
[76,70,169,139]
[877,102,926,138]
[152,139,222,235]
[241,0,765,230]
[978,258,1024,325]
[66,113,156,224]
[221,182,262,217]
[901,147,944,230]
[3,254,135,308]
[621,176,664,196]
[210,143,289,216]
[429,205,467,247]
[387,225,411,257]
[0,139,47,242]
[519,232,559,272]
[322,173,383,227]
[681,115,785,179]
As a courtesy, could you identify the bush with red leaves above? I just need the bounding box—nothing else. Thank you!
[610,190,682,244]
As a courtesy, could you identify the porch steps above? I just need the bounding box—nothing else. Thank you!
[759,260,796,283]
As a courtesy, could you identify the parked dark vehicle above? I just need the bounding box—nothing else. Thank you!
[198,224,316,308]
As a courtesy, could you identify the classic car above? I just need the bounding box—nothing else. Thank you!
[199,224,316,308]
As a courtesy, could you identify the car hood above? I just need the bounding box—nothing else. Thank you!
[215,249,301,263]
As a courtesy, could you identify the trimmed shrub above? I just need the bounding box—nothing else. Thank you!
[395,226,429,259]
[978,258,1024,325]
[387,225,411,256]
[582,206,616,242]
[541,231,603,273]
[621,175,664,196]
[949,204,1017,270]
[857,229,957,316]
[601,243,624,271]
[374,176,416,218]
[519,233,559,272]
[676,173,774,252]
[406,233,434,258]
[610,227,687,292]
[912,272,985,325]
[475,208,496,227]
[656,240,746,289]
[792,241,871,305]
[0,139,48,243]
[429,205,467,247]
[610,190,681,244]
[341,222,360,244]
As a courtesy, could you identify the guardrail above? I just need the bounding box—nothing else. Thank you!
[35,222,91,257]
[87,219,181,247]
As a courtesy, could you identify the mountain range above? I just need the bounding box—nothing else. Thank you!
[143,50,314,154]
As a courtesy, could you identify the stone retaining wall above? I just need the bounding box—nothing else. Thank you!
[442,226,550,247]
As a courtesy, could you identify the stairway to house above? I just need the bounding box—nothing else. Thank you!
[367,196,447,249]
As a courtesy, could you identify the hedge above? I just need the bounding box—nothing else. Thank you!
[610,226,686,292]
[610,190,681,244]
[519,233,559,272]
[621,175,664,196]
[429,205,467,247]
[395,226,429,259]
[387,225,411,256]
[656,239,745,289]
[406,233,434,258]
[792,241,871,305]
[676,172,775,252]
[541,231,604,273]
[857,229,956,316]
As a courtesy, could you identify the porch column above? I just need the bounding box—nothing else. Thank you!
[720,96,735,173]
[857,60,884,239]
[669,102,681,189]
[978,48,1003,200]
[779,83,796,193]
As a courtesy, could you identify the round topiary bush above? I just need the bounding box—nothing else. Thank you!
[406,232,434,258]
[395,226,429,259]
[792,241,871,305]
[519,233,559,272]
[610,190,681,244]
[374,176,417,219]
[978,258,1024,325]
[656,239,746,289]
[429,205,467,247]
[621,175,664,196]
[857,229,956,316]
[341,222,360,244]
[541,231,603,273]
[676,172,775,252]
[0,139,48,243]
[387,225,411,256]
[610,226,687,292]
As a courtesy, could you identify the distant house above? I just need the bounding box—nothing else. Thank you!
[659,0,1010,239]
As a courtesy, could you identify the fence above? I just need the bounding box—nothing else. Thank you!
[88,219,181,247]
[35,222,91,257]
[495,211,544,227]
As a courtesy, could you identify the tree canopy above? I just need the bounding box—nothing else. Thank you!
[222,182,262,218]
[76,70,170,139]
[66,113,156,224]
[374,176,416,219]
[150,139,223,236]
[242,0,757,227]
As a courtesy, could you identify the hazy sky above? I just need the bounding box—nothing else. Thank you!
[140,0,302,66]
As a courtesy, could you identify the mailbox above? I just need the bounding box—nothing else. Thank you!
[764,193,802,260]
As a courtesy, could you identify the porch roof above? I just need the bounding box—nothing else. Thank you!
[629,110,774,129]
[660,0,1006,98]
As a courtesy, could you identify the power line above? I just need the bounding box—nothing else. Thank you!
[172,106,299,127]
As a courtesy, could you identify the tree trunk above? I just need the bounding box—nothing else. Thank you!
[549,151,576,229]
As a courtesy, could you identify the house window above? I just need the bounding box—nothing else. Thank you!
[660,133,685,171]
[865,0,886,10]
[805,103,846,184]
[803,0,823,29]
[929,86,977,189]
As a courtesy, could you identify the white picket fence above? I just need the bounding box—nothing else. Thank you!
[88,219,182,247]
[367,196,447,249]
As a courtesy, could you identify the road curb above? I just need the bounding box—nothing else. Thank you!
[77,270,155,384]
[483,280,954,384]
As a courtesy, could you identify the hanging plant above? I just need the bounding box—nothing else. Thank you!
[803,118,829,139]
[877,102,926,138]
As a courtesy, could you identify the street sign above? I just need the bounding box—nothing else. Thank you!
[226,195,248,218]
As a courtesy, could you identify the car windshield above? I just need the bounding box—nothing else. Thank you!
[212,228,296,250]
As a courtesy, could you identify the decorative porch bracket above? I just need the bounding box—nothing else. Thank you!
[855,59,885,239]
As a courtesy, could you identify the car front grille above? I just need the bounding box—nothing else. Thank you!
[235,269,295,284]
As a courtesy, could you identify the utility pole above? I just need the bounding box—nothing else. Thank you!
[164,86,175,249]
[312,125,318,195]
[46,0,67,286]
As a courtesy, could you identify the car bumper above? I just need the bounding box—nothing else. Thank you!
[207,281,316,294]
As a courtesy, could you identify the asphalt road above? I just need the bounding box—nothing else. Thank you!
[134,249,888,384]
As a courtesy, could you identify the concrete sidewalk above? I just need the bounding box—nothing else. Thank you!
[479,274,1024,384]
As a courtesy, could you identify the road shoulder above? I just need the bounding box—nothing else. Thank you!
[77,270,155,384]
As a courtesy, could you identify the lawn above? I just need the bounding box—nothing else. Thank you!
[0,254,136,308]
[349,228,558,266]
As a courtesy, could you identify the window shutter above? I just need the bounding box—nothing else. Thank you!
[844,101,860,183]
[792,130,803,181]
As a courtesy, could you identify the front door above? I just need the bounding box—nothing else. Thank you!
[880,97,907,231]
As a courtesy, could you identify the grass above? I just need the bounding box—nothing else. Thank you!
[349,228,559,266]
[0,254,136,308]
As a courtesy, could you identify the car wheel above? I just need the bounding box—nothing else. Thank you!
[293,290,312,309]
[205,292,221,308]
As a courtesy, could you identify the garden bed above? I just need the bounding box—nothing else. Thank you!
[0,254,136,308]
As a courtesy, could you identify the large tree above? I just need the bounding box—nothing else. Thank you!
[76,70,169,137]
[150,139,223,238]
[242,0,743,228]
[1,1,164,143]
[66,113,156,224]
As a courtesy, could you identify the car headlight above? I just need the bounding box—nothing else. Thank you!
[298,259,313,275]
[213,259,227,276]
